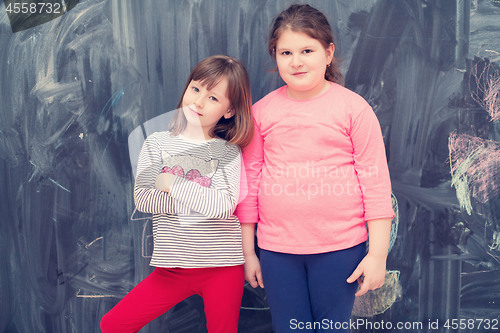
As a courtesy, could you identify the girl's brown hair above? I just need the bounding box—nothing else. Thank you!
[170,55,254,147]
[268,4,344,85]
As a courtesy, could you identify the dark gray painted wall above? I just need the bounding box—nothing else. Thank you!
[1,0,499,332]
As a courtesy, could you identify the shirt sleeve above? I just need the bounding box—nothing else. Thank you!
[350,105,395,221]
[133,134,180,214]
[134,135,242,219]
[234,114,263,224]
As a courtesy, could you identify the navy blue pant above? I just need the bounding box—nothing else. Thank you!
[260,243,366,333]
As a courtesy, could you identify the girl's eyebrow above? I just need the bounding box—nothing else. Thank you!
[276,45,316,51]
[207,88,225,99]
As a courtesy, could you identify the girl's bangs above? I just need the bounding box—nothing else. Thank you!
[192,67,227,91]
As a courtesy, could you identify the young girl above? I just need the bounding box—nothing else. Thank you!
[235,4,394,333]
[100,55,254,333]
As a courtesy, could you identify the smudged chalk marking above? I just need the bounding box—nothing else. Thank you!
[75,289,116,298]
[352,270,403,317]
[470,61,500,122]
[449,132,500,213]
[85,236,103,249]
[49,177,71,192]
[490,231,500,251]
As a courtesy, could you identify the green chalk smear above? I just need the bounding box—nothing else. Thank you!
[490,231,500,251]
[449,145,485,215]
[452,175,473,215]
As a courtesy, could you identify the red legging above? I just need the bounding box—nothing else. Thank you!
[100,265,244,333]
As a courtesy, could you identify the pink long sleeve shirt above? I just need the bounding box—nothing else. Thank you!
[235,82,394,254]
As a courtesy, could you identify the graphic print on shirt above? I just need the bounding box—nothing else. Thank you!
[161,151,218,188]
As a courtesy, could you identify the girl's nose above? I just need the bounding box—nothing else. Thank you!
[194,95,204,108]
[291,54,303,68]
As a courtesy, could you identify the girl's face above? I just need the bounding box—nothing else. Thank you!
[181,77,233,139]
[275,29,334,99]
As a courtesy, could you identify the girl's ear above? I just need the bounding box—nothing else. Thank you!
[224,108,235,119]
[327,43,335,66]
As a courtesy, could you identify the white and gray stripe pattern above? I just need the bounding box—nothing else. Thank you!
[134,131,244,268]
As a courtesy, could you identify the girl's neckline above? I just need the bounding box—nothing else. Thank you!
[178,133,218,143]
[281,81,334,102]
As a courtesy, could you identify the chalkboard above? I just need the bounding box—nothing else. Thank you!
[1,0,499,332]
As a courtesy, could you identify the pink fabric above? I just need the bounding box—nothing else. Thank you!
[235,82,394,254]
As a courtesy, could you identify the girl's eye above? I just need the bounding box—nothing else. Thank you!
[192,86,200,92]
[281,51,291,56]
[303,49,313,54]
[209,96,218,102]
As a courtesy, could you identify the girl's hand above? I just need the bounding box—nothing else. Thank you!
[155,173,174,192]
[244,252,264,288]
[346,254,386,296]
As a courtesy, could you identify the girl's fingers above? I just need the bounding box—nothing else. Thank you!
[346,267,363,284]
[257,271,264,288]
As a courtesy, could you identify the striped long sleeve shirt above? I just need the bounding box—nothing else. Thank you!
[134,131,244,268]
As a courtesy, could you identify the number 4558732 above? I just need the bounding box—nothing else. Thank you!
[444,318,499,330]
[5,2,64,15]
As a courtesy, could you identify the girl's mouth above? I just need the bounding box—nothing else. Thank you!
[188,106,202,116]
